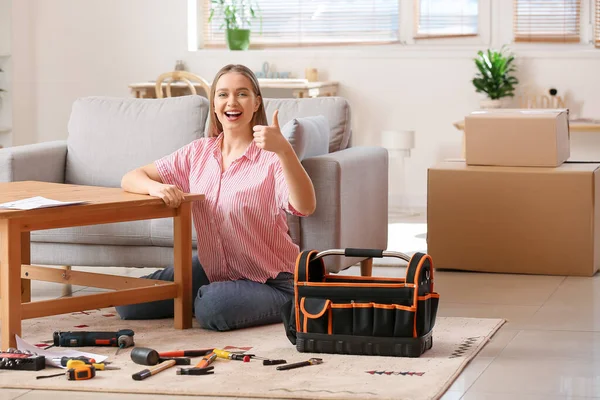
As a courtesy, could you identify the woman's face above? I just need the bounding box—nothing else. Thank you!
[214,72,260,133]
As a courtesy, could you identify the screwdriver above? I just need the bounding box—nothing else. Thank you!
[213,348,248,361]
[66,359,120,371]
[52,356,102,367]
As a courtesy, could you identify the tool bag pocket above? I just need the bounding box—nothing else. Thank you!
[281,248,440,358]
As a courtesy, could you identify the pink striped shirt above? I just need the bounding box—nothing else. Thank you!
[155,134,305,283]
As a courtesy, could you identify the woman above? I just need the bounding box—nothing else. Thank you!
[116,64,316,331]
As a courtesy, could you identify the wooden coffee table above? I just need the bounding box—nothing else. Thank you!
[0,181,204,349]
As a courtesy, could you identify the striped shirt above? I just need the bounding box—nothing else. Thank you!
[155,133,305,283]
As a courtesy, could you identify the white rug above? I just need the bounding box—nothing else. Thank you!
[0,308,504,400]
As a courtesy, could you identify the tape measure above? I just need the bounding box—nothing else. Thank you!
[37,365,96,380]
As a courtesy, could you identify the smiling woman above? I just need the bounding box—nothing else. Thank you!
[117,64,316,332]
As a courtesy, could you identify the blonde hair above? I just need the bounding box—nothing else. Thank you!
[207,64,267,138]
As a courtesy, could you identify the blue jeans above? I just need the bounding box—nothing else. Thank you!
[115,256,294,331]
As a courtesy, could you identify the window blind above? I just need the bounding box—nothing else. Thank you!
[203,0,400,47]
[513,0,581,43]
[595,0,600,47]
[415,0,479,39]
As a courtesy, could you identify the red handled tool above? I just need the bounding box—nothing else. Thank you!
[159,348,213,358]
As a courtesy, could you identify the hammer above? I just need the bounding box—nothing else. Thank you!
[177,351,216,376]
[130,347,191,366]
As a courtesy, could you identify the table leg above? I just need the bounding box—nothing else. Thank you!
[173,202,193,329]
[360,258,373,277]
[1,220,22,349]
[21,232,31,303]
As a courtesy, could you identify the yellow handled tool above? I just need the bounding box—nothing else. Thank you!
[66,359,120,371]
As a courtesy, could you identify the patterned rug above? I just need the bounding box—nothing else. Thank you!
[1,309,504,400]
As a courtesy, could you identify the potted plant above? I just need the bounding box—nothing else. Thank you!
[472,46,519,109]
[208,0,261,51]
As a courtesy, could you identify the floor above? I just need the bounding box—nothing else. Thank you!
[3,212,600,399]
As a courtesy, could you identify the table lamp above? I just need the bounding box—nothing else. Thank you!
[381,130,416,217]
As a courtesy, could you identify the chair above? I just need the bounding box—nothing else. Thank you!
[155,71,211,99]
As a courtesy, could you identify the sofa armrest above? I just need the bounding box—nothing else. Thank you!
[301,146,389,273]
[0,140,68,183]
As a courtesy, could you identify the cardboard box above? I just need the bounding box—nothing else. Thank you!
[427,161,600,276]
[465,109,570,167]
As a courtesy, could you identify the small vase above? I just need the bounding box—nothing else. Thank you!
[479,99,503,109]
[226,29,251,51]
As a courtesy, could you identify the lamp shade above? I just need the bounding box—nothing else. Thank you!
[381,130,415,150]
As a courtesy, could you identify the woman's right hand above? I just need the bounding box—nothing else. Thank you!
[149,183,186,208]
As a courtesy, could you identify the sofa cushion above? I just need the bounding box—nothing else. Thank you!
[150,218,198,248]
[281,116,330,160]
[65,95,209,187]
[263,97,351,153]
[31,221,152,246]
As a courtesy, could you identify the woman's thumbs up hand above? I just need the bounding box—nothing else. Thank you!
[252,110,292,156]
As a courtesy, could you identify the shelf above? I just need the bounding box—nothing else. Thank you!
[0,126,12,134]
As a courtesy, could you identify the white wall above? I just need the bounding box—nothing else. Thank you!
[0,0,12,148]
[9,0,600,209]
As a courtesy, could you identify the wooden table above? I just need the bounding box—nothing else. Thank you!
[0,181,204,349]
[129,79,339,99]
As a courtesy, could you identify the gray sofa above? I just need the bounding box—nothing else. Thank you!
[0,95,388,273]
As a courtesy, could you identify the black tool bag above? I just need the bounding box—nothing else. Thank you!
[281,248,439,358]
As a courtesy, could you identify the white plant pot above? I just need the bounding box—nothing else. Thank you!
[480,99,503,109]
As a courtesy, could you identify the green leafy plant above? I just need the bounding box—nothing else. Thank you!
[472,46,519,100]
[208,0,261,31]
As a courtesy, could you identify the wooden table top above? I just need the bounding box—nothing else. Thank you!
[0,181,204,219]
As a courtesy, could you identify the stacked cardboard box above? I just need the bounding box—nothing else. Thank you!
[428,109,600,276]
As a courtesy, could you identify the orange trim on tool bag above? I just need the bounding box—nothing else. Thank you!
[303,314,308,333]
[300,298,331,319]
[328,309,332,335]
[294,250,319,335]
[352,302,415,312]
[331,303,353,309]
[294,252,302,334]
[410,254,434,337]
[324,274,406,283]
[300,282,408,288]
[330,302,416,312]
[417,293,440,301]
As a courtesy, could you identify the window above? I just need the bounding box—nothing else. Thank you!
[513,0,581,43]
[415,0,479,39]
[202,0,400,47]
[595,0,600,48]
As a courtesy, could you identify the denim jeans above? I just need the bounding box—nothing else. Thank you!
[115,256,294,331]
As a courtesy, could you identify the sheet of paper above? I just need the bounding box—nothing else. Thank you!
[16,335,108,368]
[0,196,87,210]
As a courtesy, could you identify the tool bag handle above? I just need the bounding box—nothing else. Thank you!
[406,252,434,296]
[295,248,415,283]
[318,248,412,261]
